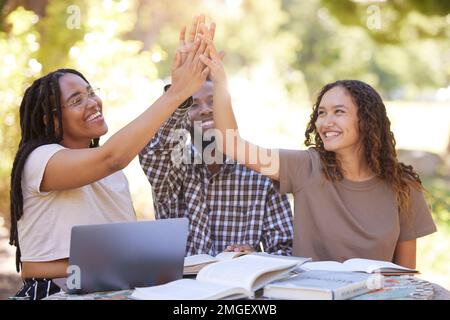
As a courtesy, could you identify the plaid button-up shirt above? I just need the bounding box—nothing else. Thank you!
[139,97,293,256]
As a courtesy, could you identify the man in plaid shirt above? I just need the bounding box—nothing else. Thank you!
[139,80,293,256]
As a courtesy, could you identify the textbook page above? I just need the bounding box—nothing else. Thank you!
[132,279,247,300]
[196,255,298,293]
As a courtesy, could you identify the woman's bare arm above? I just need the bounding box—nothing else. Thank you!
[41,26,210,192]
[393,239,416,269]
[200,36,280,180]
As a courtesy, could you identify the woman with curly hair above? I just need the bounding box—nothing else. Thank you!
[201,38,436,268]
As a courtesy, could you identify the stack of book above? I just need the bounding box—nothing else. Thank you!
[132,254,301,300]
[132,255,418,300]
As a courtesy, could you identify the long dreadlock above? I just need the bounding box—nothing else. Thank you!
[10,69,99,272]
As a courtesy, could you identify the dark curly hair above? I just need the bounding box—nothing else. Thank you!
[304,80,423,216]
[10,69,99,272]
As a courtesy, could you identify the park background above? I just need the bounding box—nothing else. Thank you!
[0,0,449,299]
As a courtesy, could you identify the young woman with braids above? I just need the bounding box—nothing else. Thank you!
[10,21,211,299]
[201,38,436,268]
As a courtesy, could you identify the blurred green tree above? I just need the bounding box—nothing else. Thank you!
[0,6,40,227]
[283,0,450,98]
[320,0,450,43]
[0,0,160,226]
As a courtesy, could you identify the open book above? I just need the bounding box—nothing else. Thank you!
[263,270,382,300]
[300,258,418,275]
[184,252,311,275]
[183,251,247,275]
[132,255,299,300]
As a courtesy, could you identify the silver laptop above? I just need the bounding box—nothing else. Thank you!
[64,218,188,294]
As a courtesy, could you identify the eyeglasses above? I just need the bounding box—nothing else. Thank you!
[51,87,101,112]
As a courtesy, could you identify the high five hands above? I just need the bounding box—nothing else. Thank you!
[171,14,226,96]
[177,15,216,65]
[170,23,209,97]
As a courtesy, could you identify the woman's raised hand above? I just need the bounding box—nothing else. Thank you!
[169,16,219,98]
[170,31,209,98]
[177,15,216,65]
[199,36,227,87]
[177,15,201,65]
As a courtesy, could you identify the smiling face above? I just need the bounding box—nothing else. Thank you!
[189,81,215,135]
[57,73,107,148]
[315,85,362,155]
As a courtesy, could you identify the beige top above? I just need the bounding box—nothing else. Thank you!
[18,144,136,262]
[277,148,437,262]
